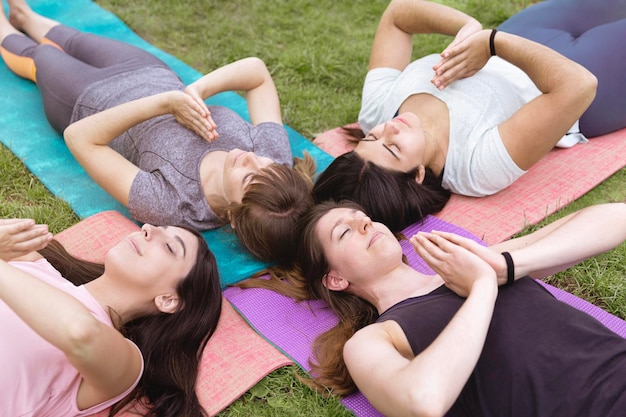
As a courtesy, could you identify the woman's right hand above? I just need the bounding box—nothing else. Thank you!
[411,231,497,297]
[174,89,218,142]
[0,219,52,261]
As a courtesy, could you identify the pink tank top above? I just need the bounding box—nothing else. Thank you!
[1,259,142,416]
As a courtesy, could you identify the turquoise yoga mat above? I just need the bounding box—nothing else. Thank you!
[0,0,333,286]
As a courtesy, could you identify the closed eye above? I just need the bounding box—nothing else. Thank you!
[339,228,349,240]
[242,173,254,187]
[166,243,175,255]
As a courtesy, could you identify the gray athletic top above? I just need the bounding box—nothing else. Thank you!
[71,66,292,229]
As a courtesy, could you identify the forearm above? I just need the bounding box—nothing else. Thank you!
[493,203,626,281]
[388,0,478,36]
[64,91,178,148]
[0,260,104,357]
[493,31,596,102]
[186,57,271,100]
[349,281,497,417]
[400,279,497,415]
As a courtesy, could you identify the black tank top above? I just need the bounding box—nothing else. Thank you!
[377,277,626,417]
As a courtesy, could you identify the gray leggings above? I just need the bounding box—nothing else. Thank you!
[2,25,167,133]
[498,0,626,137]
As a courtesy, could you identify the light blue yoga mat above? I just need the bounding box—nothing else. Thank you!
[0,0,333,286]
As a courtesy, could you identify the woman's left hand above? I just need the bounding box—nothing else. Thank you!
[431,28,491,90]
[173,89,219,142]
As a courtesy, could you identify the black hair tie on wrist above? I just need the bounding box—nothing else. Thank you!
[490,29,498,56]
[501,251,514,286]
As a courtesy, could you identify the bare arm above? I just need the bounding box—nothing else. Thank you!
[185,57,282,126]
[368,0,481,71]
[64,90,200,206]
[0,260,142,409]
[436,29,597,170]
[345,278,497,417]
[492,31,597,170]
[416,203,626,284]
[491,202,626,280]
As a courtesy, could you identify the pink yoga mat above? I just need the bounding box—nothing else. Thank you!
[313,126,626,244]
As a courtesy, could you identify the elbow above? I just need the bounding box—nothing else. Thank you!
[63,313,103,359]
[574,65,598,108]
[245,56,270,74]
[403,386,451,417]
[63,125,78,153]
[406,398,448,417]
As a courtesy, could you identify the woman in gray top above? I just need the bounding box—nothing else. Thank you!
[0,0,314,265]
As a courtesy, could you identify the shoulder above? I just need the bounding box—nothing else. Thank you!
[345,320,413,361]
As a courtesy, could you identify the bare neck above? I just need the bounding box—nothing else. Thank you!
[398,93,450,175]
[356,264,444,314]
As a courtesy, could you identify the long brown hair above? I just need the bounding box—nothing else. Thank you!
[40,227,222,417]
[229,152,316,266]
[296,200,379,395]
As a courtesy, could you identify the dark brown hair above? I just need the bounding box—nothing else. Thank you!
[40,226,222,417]
[313,127,450,232]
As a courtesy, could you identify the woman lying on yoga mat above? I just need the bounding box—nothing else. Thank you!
[255,200,626,417]
[0,0,314,266]
[0,217,221,417]
[313,0,626,233]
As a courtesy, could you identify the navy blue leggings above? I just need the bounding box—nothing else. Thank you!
[2,25,166,133]
[498,0,626,137]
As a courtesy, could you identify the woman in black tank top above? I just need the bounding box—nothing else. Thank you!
[292,200,626,417]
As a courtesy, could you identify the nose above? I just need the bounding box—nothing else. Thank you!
[141,223,161,240]
[382,122,399,145]
[240,152,261,168]
[355,215,372,234]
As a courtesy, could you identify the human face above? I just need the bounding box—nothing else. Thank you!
[354,112,426,173]
[223,149,274,204]
[316,208,403,284]
[105,224,199,294]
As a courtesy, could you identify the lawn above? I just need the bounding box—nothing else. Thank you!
[1,0,624,415]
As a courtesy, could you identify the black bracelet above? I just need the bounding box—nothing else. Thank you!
[489,29,498,56]
[501,251,514,286]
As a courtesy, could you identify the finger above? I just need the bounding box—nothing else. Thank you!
[14,224,49,243]
[1,219,36,234]
[431,231,491,257]
[0,218,34,227]
[411,233,448,264]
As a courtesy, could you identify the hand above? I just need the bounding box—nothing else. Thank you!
[0,219,52,261]
[174,88,219,142]
[410,231,497,297]
[431,26,490,90]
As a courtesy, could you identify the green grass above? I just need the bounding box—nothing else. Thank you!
[1,0,624,415]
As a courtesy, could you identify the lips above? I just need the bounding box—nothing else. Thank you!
[233,150,245,166]
[368,231,382,248]
[126,237,141,255]
[395,116,408,126]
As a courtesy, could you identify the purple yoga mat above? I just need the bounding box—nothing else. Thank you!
[223,215,626,416]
